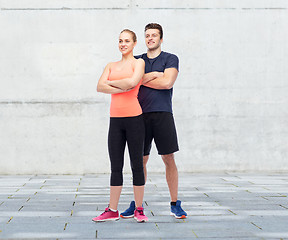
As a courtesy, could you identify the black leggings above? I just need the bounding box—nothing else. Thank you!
[108,114,145,186]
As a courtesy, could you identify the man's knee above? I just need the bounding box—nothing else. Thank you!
[161,153,175,166]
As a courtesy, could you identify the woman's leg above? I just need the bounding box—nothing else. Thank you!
[109,186,122,210]
[133,185,145,208]
[108,118,126,210]
[125,115,145,208]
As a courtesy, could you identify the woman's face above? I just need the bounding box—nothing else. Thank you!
[119,31,136,55]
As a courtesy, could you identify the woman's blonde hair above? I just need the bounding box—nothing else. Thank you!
[120,29,137,42]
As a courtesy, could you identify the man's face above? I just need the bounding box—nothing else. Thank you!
[145,29,162,51]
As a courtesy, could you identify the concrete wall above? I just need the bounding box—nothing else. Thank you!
[0,0,288,174]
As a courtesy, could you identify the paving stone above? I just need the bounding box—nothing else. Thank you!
[0,173,287,239]
[73,222,160,239]
[0,221,71,239]
[248,216,288,232]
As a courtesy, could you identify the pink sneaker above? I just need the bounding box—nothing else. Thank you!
[92,208,119,222]
[134,207,148,223]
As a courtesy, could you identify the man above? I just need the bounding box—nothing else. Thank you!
[120,23,187,219]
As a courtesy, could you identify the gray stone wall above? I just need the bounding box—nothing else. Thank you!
[0,0,287,174]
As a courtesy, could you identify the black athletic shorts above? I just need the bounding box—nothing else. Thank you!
[143,112,179,156]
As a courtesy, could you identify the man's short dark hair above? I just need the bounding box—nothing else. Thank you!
[145,23,163,39]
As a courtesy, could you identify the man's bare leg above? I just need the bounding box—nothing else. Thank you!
[143,155,149,182]
[161,153,178,202]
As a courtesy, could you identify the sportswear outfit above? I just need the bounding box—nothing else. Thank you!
[137,51,179,156]
[120,51,187,219]
[92,61,148,223]
[108,62,145,187]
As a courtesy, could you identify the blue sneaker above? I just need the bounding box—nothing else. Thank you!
[120,201,135,218]
[170,200,187,219]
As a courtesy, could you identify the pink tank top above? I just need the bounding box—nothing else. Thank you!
[109,62,142,117]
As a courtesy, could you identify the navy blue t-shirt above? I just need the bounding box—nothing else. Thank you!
[136,51,179,113]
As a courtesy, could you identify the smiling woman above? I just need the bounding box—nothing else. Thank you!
[118,31,136,56]
[93,29,148,223]
[120,29,137,43]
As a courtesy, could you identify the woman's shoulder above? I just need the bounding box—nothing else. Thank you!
[131,58,144,71]
[134,58,145,66]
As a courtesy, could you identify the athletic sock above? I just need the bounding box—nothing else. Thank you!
[170,201,177,206]
[109,208,117,212]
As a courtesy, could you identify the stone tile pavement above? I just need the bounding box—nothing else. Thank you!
[0,173,288,239]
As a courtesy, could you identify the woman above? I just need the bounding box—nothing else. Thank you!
[92,29,148,223]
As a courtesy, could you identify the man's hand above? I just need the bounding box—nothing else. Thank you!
[142,72,164,84]
[142,68,178,90]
